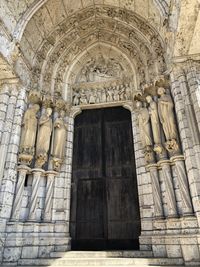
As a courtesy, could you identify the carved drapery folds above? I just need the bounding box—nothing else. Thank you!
[71,55,139,107]
[135,76,180,159]
[18,90,68,172]
[135,76,193,218]
[14,90,69,222]
[72,81,134,106]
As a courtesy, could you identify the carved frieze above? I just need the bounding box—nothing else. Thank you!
[72,81,134,106]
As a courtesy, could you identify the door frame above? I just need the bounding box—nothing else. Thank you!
[64,102,150,251]
[70,106,141,250]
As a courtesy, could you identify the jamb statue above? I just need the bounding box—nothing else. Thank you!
[51,110,68,171]
[36,108,53,168]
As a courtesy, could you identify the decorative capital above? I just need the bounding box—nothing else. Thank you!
[42,93,54,108]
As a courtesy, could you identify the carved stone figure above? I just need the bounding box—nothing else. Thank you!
[107,88,113,102]
[89,89,97,104]
[77,55,124,83]
[113,86,120,101]
[125,84,132,100]
[73,90,80,106]
[119,85,125,100]
[19,104,40,165]
[102,88,107,102]
[51,111,67,170]
[96,89,102,103]
[136,101,153,148]
[146,95,163,154]
[157,87,179,152]
[80,89,88,105]
[36,108,53,167]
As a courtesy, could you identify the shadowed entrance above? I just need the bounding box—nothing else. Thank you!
[70,107,140,250]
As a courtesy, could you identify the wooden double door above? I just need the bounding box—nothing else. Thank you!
[70,107,140,250]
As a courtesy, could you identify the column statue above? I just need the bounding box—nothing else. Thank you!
[36,108,53,168]
[136,101,154,163]
[51,110,68,171]
[146,95,163,154]
[19,104,40,165]
[157,87,179,152]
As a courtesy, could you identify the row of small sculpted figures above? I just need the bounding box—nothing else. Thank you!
[19,104,67,171]
[72,83,132,106]
[136,87,180,162]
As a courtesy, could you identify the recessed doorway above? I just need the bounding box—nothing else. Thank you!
[70,107,141,250]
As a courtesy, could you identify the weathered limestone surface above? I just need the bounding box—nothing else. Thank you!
[0,0,200,266]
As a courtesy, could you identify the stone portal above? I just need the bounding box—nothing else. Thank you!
[70,107,141,250]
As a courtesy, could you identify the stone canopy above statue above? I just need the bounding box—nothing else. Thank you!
[76,55,126,84]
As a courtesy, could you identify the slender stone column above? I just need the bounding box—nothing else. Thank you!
[171,155,193,216]
[61,107,81,227]
[159,160,177,217]
[0,84,18,187]
[44,171,57,221]
[11,165,31,220]
[0,84,10,143]
[147,164,164,219]
[29,168,45,221]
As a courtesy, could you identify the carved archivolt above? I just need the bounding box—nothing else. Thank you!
[23,6,166,100]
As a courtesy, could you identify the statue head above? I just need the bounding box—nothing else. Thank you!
[157,87,166,96]
[46,108,52,116]
[60,110,65,118]
[146,95,152,103]
[136,101,142,109]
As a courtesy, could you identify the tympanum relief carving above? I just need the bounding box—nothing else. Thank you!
[71,55,137,107]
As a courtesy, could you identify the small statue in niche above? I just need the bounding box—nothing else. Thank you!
[146,95,163,155]
[136,101,154,163]
[107,88,114,102]
[157,87,179,152]
[73,90,80,106]
[79,89,88,105]
[51,110,68,171]
[19,104,40,165]
[36,108,53,168]
[125,83,132,100]
[101,88,107,102]
[89,89,97,104]
[119,84,125,101]
[113,86,120,101]
[96,89,102,103]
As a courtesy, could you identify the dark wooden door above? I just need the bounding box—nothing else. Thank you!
[70,107,140,250]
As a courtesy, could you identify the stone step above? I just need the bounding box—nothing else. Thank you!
[9,266,188,267]
[50,250,153,258]
[18,257,184,266]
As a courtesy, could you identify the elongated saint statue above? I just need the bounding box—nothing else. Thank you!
[20,104,40,155]
[146,95,163,154]
[136,101,153,148]
[36,108,53,167]
[157,87,177,141]
[51,110,67,170]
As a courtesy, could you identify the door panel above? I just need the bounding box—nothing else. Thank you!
[70,107,140,250]
[76,179,105,239]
